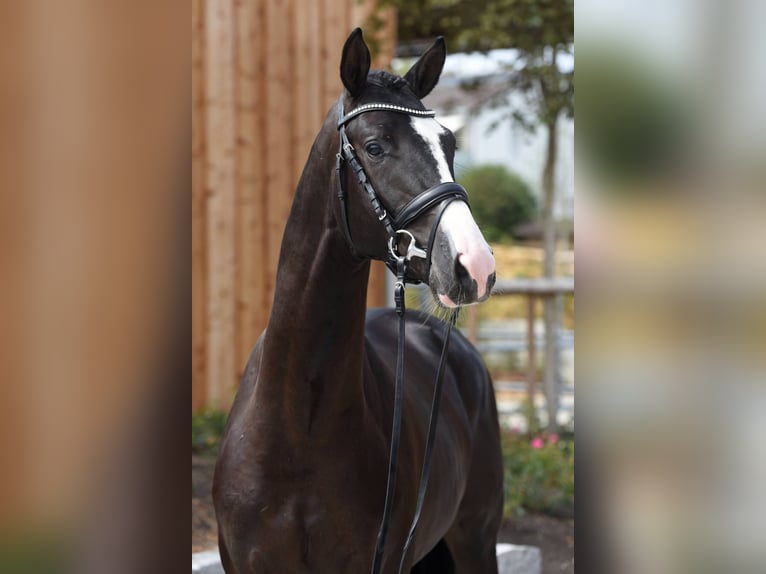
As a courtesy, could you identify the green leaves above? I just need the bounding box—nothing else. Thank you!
[458,165,537,243]
[387,0,573,55]
[387,0,574,128]
[191,409,227,455]
[577,45,689,187]
[501,429,574,518]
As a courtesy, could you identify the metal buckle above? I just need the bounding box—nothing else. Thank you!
[388,229,427,261]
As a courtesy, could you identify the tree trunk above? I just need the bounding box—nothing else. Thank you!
[542,113,559,433]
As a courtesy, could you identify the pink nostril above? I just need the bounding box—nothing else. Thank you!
[438,201,496,299]
[458,249,496,299]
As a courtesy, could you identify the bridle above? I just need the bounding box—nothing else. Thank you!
[335,98,470,283]
[334,98,468,574]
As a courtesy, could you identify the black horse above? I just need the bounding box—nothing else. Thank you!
[213,29,503,573]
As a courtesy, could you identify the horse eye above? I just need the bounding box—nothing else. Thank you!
[365,142,384,157]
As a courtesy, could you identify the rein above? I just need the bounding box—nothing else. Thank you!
[334,98,466,573]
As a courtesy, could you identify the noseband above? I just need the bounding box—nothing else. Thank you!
[335,99,470,283]
[335,98,467,574]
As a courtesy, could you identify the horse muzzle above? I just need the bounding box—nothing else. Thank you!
[429,201,496,307]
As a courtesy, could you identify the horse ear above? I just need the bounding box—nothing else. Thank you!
[340,28,371,98]
[404,37,446,99]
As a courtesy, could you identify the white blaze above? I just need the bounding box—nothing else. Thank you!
[410,116,496,299]
[410,117,454,182]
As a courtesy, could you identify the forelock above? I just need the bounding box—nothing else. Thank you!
[362,70,421,106]
[367,70,407,90]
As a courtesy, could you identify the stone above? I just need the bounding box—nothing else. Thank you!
[496,543,542,574]
[192,543,542,573]
[192,550,224,574]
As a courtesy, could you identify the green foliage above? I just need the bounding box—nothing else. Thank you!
[458,165,537,243]
[460,0,573,54]
[501,429,574,518]
[385,0,572,53]
[192,409,227,455]
[577,45,690,186]
[384,0,574,125]
[0,529,68,574]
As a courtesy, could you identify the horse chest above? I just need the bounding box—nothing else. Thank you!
[232,419,381,507]
[239,473,379,572]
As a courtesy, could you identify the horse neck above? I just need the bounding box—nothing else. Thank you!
[259,122,371,422]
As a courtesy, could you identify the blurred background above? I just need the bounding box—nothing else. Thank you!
[0,2,188,573]
[577,0,766,572]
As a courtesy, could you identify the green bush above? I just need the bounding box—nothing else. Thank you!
[192,409,227,455]
[458,165,537,243]
[577,45,690,187]
[501,429,574,518]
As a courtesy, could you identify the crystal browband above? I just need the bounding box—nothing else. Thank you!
[338,102,436,127]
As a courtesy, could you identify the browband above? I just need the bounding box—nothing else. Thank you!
[338,102,436,127]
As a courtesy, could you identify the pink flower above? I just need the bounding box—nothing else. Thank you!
[530,437,544,449]
[548,434,559,445]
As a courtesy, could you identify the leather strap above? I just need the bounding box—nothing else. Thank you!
[335,147,362,259]
[339,121,397,240]
[370,258,408,574]
[391,182,468,230]
[371,256,460,574]
[397,309,459,573]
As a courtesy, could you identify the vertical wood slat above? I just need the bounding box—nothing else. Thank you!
[192,0,395,411]
[264,0,295,297]
[235,0,266,379]
[255,0,271,330]
[322,0,346,109]
[527,296,537,410]
[293,0,322,182]
[204,0,237,409]
[191,0,207,411]
[351,0,395,308]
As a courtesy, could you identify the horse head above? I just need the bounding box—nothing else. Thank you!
[336,29,496,307]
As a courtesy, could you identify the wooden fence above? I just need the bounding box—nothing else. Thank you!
[192,0,395,410]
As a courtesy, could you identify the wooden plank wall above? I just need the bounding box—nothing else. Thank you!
[192,0,395,411]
